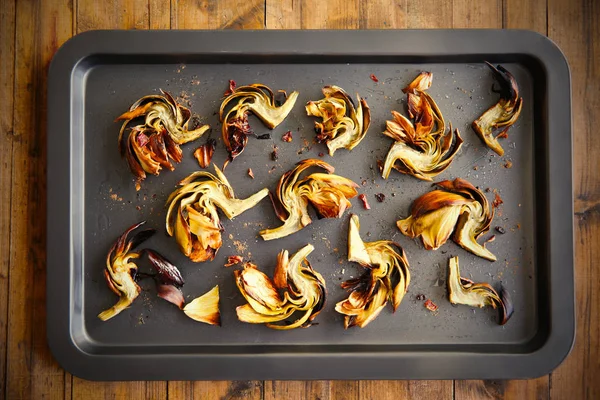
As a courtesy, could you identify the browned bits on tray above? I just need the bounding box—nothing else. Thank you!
[424,299,438,312]
[224,255,244,267]
[247,168,254,179]
[375,193,385,202]
[282,131,293,142]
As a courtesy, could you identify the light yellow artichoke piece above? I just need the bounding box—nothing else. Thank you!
[183,285,221,326]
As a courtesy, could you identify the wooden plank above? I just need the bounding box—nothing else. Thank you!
[452,0,501,28]
[0,0,16,397]
[549,0,600,397]
[264,381,359,400]
[359,0,407,29]
[504,0,546,32]
[5,0,72,398]
[360,380,453,400]
[192,381,263,399]
[71,0,168,396]
[173,0,265,29]
[406,0,452,28]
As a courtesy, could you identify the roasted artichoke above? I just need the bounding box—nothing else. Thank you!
[183,285,221,326]
[397,178,496,261]
[219,84,299,162]
[117,90,210,189]
[98,221,155,321]
[166,165,269,262]
[336,215,410,328]
[382,72,463,181]
[235,244,326,330]
[259,159,359,241]
[146,249,186,309]
[472,62,523,156]
[306,85,371,156]
[447,256,513,325]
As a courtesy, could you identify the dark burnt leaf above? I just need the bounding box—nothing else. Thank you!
[157,283,185,309]
[145,249,185,287]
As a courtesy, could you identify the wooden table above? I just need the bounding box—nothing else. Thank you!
[1,0,597,398]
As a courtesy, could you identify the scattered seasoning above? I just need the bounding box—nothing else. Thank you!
[318,152,324,157]
[224,255,244,267]
[370,74,379,82]
[271,146,279,161]
[282,131,293,142]
[359,194,371,210]
[424,299,438,312]
[416,294,425,301]
[492,193,504,208]
[361,179,367,186]
[375,193,385,202]
[224,79,236,96]
[485,187,491,193]
[473,165,479,171]
[256,133,271,140]
[495,226,506,234]
[247,168,254,179]
[376,159,384,173]
[504,160,513,169]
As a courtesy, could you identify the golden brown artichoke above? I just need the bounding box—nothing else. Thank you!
[259,159,359,241]
[235,244,326,330]
[447,256,513,325]
[117,90,210,190]
[397,178,496,261]
[166,165,269,262]
[382,72,463,181]
[472,62,523,156]
[306,85,371,156]
[219,84,299,162]
[98,221,155,321]
[183,285,221,326]
[335,215,410,328]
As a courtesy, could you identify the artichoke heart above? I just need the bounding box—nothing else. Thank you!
[382,72,463,181]
[219,83,299,162]
[166,165,269,262]
[397,178,496,261]
[259,159,358,241]
[472,62,523,156]
[336,215,411,329]
[448,256,513,325]
[98,221,156,321]
[183,285,221,326]
[235,244,326,330]
[116,90,210,190]
[306,85,371,156]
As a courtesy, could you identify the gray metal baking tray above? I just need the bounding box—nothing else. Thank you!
[46,30,574,381]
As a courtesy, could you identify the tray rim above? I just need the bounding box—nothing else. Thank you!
[46,29,574,381]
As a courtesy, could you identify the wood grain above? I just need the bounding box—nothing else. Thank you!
[549,0,600,398]
[5,0,72,398]
[0,1,16,397]
[1,0,598,398]
[173,0,265,30]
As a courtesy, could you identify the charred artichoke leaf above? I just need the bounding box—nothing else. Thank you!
[397,178,496,261]
[166,165,269,261]
[336,215,410,328]
[447,256,513,325]
[145,249,186,309]
[259,159,358,241]
[235,244,327,330]
[116,90,209,189]
[98,221,156,321]
[183,285,221,326]
[382,72,462,181]
[219,84,299,161]
[472,62,523,156]
[306,85,371,156]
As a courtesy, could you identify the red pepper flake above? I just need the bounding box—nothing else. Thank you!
[424,299,438,312]
[224,255,244,267]
[318,152,324,157]
[282,131,293,142]
[492,193,504,208]
[504,160,513,169]
[370,74,379,82]
[247,168,254,179]
[486,235,496,243]
[224,79,237,96]
[375,193,385,202]
[359,194,371,210]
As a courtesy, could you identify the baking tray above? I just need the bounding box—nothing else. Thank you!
[47,30,574,381]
